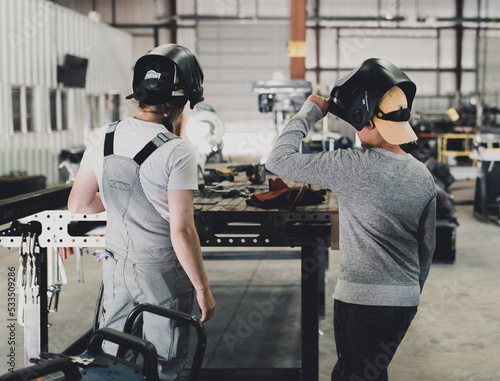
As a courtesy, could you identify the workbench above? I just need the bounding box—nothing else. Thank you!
[192,179,339,381]
[0,179,339,381]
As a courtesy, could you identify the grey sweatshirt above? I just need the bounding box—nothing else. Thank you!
[266,100,436,307]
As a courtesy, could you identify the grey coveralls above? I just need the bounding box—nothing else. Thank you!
[100,121,194,381]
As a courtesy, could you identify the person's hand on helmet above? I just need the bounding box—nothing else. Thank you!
[308,95,329,117]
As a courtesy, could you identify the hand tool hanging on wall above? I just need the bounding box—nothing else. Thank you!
[29,234,41,303]
[55,247,68,285]
[45,247,67,316]
[76,247,85,283]
[16,234,27,326]
[47,284,62,313]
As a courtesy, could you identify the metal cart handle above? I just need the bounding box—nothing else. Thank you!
[118,303,207,381]
[88,327,159,381]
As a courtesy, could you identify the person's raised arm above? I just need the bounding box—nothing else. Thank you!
[265,95,332,185]
[67,167,105,214]
[168,188,215,322]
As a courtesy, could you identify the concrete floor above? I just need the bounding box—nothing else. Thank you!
[1,179,499,380]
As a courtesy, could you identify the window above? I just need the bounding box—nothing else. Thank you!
[26,87,34,132]
[49,89,70,132]
[50,89,57,131]
[12,87,22,133]
[61,90,69,131]
[11,86,37,134]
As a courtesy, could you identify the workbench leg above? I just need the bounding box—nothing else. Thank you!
[318,247,328,320]
[480,166,488,223]
[301,246,319,381]
[40,247,49,353]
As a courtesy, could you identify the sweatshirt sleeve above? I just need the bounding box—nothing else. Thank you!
[266,100,337,188]
[417,194,437,292]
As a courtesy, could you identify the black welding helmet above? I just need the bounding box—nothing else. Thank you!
[328,58,416,131]
[126,44,204,109]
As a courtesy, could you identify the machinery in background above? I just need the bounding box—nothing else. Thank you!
[425,158,458,263]
[253,79,312,132]
[184,103,226,164]
[58,146,85,184]
[407,94,500,164]
[253,79,344,153]
[457,97,500,130]
[408,96,500,227]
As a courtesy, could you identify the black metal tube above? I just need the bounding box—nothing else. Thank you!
[169,0,177,43]
[154,25,160,47]
[39,246,49,353]
[455,0,465,102]
[89,327,159,381]
[119,303,207,381]
[93,282,104,332]
[314,0,320,85]
[301,246,319,381]
[111,0,117,26]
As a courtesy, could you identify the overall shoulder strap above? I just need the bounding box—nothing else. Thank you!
[133,131,180,165]
[103,120,121,157]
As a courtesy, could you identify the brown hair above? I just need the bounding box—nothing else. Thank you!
[139,96,188,135]
[138,96,188,115]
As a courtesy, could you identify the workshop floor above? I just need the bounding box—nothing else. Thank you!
[1,178,499,380]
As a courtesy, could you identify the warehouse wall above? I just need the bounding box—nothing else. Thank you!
[177,1,291,162]
[59,1,500,123]
[52,0,165,61]
[5,1,500,167]
[194,21,290,123]
[175,0,500,160]
[483,30,500,117]
[0,0,133,185]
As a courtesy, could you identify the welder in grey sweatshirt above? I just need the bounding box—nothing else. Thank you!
[266,59,436,381]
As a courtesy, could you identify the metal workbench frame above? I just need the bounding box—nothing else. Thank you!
[191,188,338,381]
[1,183,339,381]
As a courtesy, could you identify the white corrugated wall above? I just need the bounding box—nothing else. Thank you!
[195,21,290,124]
[177,20,290,163]
[0,0,133,185]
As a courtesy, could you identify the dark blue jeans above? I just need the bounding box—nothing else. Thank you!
[331,300,417,381]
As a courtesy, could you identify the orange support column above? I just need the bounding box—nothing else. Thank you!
[289,0,307,80]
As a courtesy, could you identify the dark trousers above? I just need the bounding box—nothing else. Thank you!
[331,300,417,381]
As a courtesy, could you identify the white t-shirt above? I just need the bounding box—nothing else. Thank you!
[80,117,198,221]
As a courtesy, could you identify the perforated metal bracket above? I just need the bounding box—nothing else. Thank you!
[0,211,107,248]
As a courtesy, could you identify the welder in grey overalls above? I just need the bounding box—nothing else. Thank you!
[68,44,216,380]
